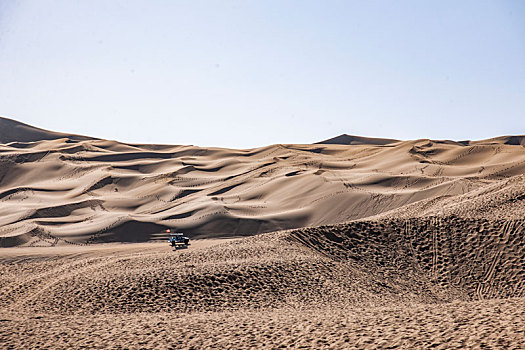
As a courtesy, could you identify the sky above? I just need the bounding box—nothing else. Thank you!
[0,0,524,148]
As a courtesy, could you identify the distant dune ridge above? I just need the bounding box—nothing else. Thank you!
[316,133,400,145]
[0,116,524,247]
[0,116,94,144]
[1,116,525,348]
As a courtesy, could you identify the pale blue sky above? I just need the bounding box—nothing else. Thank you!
[0,0,524,147]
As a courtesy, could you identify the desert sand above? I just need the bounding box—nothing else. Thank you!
[1,116,524,349]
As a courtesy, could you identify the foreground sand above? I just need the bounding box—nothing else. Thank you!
[3,298,524,349]
[1,220,524,349]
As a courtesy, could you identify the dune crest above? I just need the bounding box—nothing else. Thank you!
[0,116,94,144]
[316,133,400,145]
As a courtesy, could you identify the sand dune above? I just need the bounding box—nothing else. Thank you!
[1,117,524,348]
[317,133,400,145]
[1,224,523,348]
[1,117,524,247]
[0,116,94,144]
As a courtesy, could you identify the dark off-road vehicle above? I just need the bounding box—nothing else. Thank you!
[167,230,190,249]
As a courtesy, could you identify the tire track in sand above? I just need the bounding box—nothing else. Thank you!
[477,221,523,300]
[1,248,164,312]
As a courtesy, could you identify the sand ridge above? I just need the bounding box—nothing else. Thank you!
[1,118,525,246]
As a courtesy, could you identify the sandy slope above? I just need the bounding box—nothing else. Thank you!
[1,226,524,348]
[0,116,94,144]
[1,117,525,348]
[1,117,525,246]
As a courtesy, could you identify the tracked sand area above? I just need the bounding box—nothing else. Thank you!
[1,224,524,348]
[0,117,524,348]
